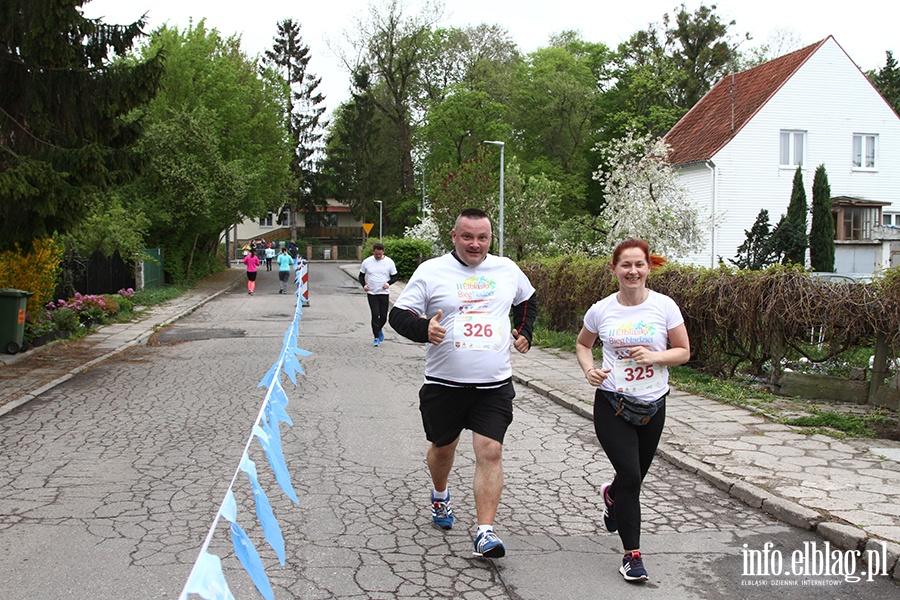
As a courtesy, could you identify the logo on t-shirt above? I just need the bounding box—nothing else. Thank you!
[456,276,496,303]
[608,320,656,348]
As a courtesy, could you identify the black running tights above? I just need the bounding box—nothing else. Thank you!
[367,294,389,338]
[593,389,666,550]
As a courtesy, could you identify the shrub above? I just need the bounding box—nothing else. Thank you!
[0,238,63,315]
[114,295,134,314]
[47,307,79,332]
[24,312,58,343]
[46,292,122,327]
[362,236,434,280]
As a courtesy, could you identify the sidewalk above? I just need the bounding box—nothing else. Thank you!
[0,267,245,417]
[344,263,900,579]
[3,263,899,581]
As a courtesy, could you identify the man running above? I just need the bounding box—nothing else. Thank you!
[389,208,538,559]
[359,243,398,346]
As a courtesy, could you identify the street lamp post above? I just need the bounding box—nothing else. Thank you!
[483,140,504,257]
[375,200,383,243]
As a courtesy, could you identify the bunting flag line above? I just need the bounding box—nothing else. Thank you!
[178,271,310,600]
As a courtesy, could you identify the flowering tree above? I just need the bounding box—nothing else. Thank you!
[404,209,444,256]
[593,130,706,258]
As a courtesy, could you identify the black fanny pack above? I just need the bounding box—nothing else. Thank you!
[601,390,666,426]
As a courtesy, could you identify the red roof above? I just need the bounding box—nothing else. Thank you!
[664,38,828,166]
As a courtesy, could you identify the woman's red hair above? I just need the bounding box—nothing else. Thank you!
[611,238,666,271]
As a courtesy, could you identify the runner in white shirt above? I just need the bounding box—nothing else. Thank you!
[358,243,398,346]
[389,208,537,559]
[575,238,690,583]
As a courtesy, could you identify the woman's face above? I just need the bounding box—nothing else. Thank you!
[612,247,650,290]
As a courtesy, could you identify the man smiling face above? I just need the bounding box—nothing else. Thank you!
[451,215,492,267]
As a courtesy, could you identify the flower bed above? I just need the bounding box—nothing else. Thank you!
[24,288,135,349]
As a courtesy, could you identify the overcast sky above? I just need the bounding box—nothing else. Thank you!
[82,0,898,116]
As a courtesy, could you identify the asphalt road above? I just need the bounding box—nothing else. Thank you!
[0,263,896,599]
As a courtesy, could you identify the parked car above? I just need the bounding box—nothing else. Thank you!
[808,272,878,284]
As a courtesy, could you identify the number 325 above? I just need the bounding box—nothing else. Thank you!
[623,365,654,381]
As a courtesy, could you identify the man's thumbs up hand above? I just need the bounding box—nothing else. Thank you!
[428,310,446,345]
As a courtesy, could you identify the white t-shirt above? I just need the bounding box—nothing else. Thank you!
[394,252,536,385]
[360,255,397,295]
[582,290,684,403]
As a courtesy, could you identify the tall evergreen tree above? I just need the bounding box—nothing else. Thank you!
[730,209,776,270]
[870,50,900,115]
[0,0,163,250]
[776,165,808,265]
[264,19,328,239]
[809,164,835,272]
[320,70,402,221]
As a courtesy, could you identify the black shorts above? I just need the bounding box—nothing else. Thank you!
[247,271,257,281]
[419,381,515,446]
[279,271,289,282]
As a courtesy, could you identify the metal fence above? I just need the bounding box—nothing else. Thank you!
[141,248,164,289]
[308,245,360,261]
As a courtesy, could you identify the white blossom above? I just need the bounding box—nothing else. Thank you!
[594,130,707,258]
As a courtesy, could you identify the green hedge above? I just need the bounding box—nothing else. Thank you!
[520,256,900,381]
[362,236,434,280]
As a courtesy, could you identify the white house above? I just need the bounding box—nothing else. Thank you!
[664,36,900,271]
[230,198,364,251]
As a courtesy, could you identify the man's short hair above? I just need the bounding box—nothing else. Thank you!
[458,208,488,221]
[373,242,385,251]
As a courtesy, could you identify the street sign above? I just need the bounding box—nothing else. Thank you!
[362,222,374,234]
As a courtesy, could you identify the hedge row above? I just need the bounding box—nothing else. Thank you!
[362,236,433,280]
[520,256,900,380]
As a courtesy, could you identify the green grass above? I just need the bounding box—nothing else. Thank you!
[783,410,890,438]
[532,322,578,353]
[132,284,190,307]
[667,366,779,409]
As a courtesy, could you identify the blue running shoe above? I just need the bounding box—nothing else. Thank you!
[373,338,381,347]
[620,551,648,582]
[377,330,385,342]
[601,482,617,533]
[473,529,506,558]
[431,492,453,530]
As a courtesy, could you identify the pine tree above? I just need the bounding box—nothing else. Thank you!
[0,0,163,250]
[263,19,328,240]
[775,165,808,265]
[731,209,776,270]
[871,50,900,115]
[809,164,835,272]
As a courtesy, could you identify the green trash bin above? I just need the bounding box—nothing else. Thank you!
[0,289,34,355]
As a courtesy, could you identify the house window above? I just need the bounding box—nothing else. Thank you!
[841,206,878,240]
[779,130,805,166]
[258,212,274,227]
[852,134,877,169]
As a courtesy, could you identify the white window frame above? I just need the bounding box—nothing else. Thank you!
[852,133,877,170]
[779,130,806,167]
[258,212,275,227]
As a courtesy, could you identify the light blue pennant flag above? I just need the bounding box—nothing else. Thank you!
[265,381,293,427]
[183,551,234,600]
[220,490,274,600]
[239,454,286,564]
[257,363,280,388]
[253,424,298,504]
